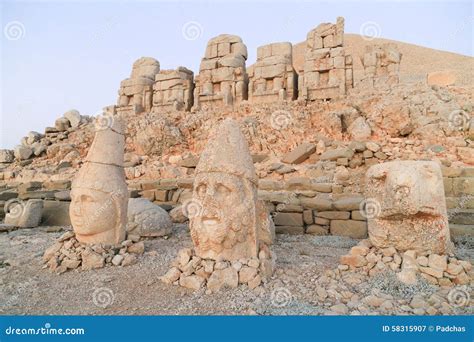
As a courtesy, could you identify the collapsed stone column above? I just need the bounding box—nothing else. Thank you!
[194,34,248,108]
[152,67,194,112]
[299,17,353,100]
[364,160,452,254]
[360,44,402,89]
[117,57,160,114]
[162,119,275,291]
[69,115,128,245]
[248,42,297,103]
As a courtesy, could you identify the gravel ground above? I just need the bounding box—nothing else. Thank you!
[0,225,472,315]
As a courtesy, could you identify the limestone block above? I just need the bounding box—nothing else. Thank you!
[0,149,14,163]
[281,143,316,164]
[127,198,172,237]
[55,117,71,132]
[14,145,33,160]
[330,220,367,238]
[5,199,43,228]
[64,110,82,128]
[273,212,303,226]
[42,200,71,226]
[365,161,452,254]
[130,57,160,80]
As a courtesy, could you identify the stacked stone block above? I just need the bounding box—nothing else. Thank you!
[360,44,402,89]
[194,34,248,107]
[117,57,160,114]
[152,67,194,112]
[248,42,297,103]
[299,17,353,101]
[442,166,474,238]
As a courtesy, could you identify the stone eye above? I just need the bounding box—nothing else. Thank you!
[196,184,207,197]
[215,183,231,199]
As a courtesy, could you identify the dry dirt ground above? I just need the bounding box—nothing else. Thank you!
[0,225,472,316]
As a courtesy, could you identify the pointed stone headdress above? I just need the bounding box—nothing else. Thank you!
[72,115,126,194]
[195,119,257,185]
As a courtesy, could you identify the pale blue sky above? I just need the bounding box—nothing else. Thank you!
[1,0,473,149]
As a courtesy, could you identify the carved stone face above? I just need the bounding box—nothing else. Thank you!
[365,161,452,254]
[367,161,445,219]
[70,187,120,243]
[190,172,257,260]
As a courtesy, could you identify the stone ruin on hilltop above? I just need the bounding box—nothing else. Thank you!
[114,17,398,115]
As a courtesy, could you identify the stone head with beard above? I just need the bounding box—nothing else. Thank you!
[189,119,274,261]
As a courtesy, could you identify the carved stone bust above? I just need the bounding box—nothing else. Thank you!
[365,160,453,254]
[189,119,274,261]
[70,115,128,245]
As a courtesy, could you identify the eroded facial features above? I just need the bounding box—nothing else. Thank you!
[368,163,444,219]
[190,172,254,254]
[70,187,118,236]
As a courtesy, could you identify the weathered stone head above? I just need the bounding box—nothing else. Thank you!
[365,161,453,254]
[190,119,273,261]
[70,116,128,245]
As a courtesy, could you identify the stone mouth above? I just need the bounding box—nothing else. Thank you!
[202,218,220,226]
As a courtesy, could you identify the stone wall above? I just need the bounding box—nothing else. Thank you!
[194,34,248,107]
[3,165,471,239]
[359,44,402,89]
[443,166,474,238]
[152,67,194,112]
[117,57,160,114]
[299,17,353,100]
[248,42,297,103]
